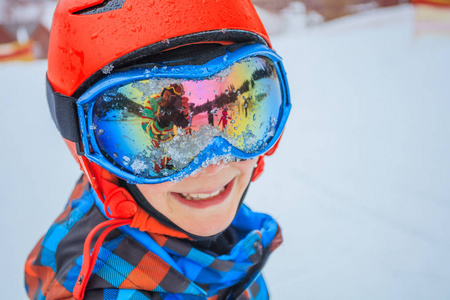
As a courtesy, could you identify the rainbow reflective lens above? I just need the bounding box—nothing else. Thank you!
[78,44,291,183]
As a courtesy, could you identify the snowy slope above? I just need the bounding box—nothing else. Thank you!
[255,4,450,299]
[1,4,450,299]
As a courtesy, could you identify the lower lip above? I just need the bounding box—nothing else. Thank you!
[172,179,235,209]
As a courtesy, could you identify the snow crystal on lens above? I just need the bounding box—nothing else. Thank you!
[101,64,114,74]
[267,115,277,138]
[191,155,239,176]
[169,154,239,183]
[130,155,149,176]
[161,126,226,171]
[132,78,183,102]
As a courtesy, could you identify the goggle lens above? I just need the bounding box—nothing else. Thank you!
[88,55,284,179]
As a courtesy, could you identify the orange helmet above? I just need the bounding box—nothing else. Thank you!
[47,0,277,189]
[48,0,271,97]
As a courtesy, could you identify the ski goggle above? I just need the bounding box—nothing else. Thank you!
[76,43,291,184]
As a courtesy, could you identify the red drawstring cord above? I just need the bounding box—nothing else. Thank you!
[73,218,132,300]
[72,160,138,299]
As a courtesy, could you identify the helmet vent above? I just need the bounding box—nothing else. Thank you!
[72,0,125,15]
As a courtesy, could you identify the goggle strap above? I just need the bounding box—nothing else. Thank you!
[46,78,81,143]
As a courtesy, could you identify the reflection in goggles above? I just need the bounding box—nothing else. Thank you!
[89,56,283,179]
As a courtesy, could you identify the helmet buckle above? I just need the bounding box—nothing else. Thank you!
[104,187,137,219]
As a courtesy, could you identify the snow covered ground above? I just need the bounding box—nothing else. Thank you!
[1,4,449,299]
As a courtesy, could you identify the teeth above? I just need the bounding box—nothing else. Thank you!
[181,187,225,201]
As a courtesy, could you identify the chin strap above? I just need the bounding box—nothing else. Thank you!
[72,158,138,300]
[251,156,265,182]
[251,133,283,182]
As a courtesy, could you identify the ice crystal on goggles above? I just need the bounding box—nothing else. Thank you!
[78,45,290,183]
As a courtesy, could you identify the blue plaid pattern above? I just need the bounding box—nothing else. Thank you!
[25,177,282,299]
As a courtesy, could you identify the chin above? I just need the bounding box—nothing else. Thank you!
[179,213,235,237]
[171,188,242,237]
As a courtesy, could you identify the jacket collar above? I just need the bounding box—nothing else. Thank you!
[90,187,282,298]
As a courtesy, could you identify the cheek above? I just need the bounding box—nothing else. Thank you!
[232,158,257,176]
[136,181,175,198]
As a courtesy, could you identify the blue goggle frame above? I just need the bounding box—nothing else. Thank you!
[77,43,291,184]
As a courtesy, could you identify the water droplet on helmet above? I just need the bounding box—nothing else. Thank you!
[113,153,119,159]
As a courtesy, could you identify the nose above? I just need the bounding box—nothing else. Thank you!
[193,162,228,177]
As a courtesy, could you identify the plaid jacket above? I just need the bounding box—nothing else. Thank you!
[25,177,283,299]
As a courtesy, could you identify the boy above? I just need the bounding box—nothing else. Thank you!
[25,0,291,299]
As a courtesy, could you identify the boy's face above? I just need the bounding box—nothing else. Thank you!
[159,90,173,107]
[161,89,175,106]
[137,158,256,237]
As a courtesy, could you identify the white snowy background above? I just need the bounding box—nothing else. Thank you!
[1,3,449,299]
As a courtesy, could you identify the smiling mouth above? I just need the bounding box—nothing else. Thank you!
[180,186,226,201]
[173,179,235,209]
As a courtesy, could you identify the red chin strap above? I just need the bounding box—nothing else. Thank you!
[63,138,138,219]
[69,148,139,299]
[251,156,266,182]
[251,133,283,182]
[79,156,138,219]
